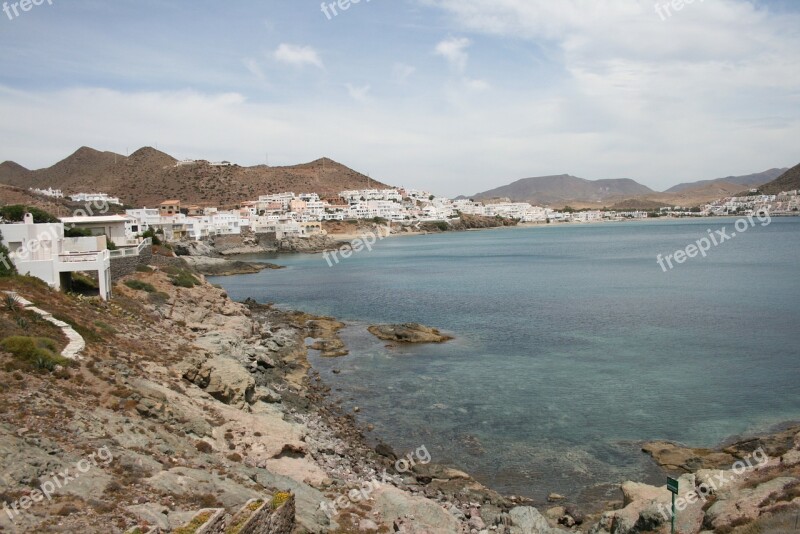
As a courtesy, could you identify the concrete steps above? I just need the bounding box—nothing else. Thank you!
[4,291,85,360]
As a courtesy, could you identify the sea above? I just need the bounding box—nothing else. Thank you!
[210,217,800,507]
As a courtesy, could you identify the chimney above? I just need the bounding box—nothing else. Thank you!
[23,213,34,225]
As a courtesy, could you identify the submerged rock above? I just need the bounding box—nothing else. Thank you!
[367,323,454,344]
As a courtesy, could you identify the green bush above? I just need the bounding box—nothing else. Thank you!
[0,336,70,371]
[0,205,59,224]
[168,270,200,288]
[141,228,162,246]
[0,231,16,277]
[65,227,92,238]
[124,280,156,293]
[135,265,153,273]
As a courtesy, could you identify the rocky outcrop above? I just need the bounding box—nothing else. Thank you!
[508,506,561,533]
[277,234,349,253]
[180,353,256,408]
[307,318,348,357]
[368,323,454,344]
[182,256,283,276]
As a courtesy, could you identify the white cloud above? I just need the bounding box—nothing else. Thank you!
[273,43,324,69]
[2,84,796,198]
[346,83,371,102]
[392,62,416,83]
[242,58,268,83]
[435,36,471,72]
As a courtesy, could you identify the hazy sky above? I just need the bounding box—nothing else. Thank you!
[1,0,798,196]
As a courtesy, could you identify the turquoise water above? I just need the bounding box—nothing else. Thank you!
[211,218,800,506]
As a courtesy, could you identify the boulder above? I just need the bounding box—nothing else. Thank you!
[705,476,799,531]
[180,354,255,408]
[371,484,462,533]
[508,506,559,534]
[367,323,453,344]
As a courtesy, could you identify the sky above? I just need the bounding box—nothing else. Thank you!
[0,0,798,197]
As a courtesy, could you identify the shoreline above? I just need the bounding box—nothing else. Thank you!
[243,298,800,509]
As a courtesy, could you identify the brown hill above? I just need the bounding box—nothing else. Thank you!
[757,163,800,195]
[0,161,31,184]
[0,184,78,217]
[472,174,655,206]
[0,147,390,207]
[604,181,762,210]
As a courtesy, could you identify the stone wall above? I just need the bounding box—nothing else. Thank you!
[109,246,153,281]
[148,253,187,270]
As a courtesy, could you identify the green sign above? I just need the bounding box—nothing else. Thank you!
[667,477,679,495]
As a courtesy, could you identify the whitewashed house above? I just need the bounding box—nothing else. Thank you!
[0,214,112,300]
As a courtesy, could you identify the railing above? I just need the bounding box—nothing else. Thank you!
[109,238,152,258]
[59,252,102,264]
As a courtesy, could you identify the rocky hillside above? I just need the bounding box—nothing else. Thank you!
[471,175,655,207]
[666,168,788,193]
[758,162,800,195]
[0,147,390,208]
[0,267,557,533]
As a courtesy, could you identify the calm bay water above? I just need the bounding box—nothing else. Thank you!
[211,218,800,506]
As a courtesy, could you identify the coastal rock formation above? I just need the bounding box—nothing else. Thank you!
[590,432,800,534]
[307,317,349,357]
[180,352,256,408]
[278,234,350,253]
[181,256,283,276]
[367,323,454,344]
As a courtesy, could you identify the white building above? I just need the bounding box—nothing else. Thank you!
[60,215,137,246]
[0,214,112,300]
[69,193,122,206]
[29,187,64,199]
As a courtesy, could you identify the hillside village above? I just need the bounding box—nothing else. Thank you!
[24,180,799,247]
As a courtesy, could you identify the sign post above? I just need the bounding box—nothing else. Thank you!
[667,477,679,534]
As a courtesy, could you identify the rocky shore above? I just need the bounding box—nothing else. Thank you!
[1,257,797,533]
[0,268,561,533]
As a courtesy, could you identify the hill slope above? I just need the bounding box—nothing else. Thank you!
[757,163,800,195]
[471,174,655,207]
[0,147,389,207]
[666,168,788,193]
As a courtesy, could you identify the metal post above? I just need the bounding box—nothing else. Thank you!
[671,492,676,534]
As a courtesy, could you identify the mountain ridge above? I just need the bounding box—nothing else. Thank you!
[0,147,390,207]
[471,174,655,207]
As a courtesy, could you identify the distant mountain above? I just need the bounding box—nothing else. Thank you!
[757,163,800,195]
[471,174,655,207]
[0,147,390,207]
[0,161,31,184]
[666,168,788,193]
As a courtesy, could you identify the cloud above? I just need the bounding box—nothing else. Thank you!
[273,43,324,69]
[346,83,371,102]
[392,62,416,83]
[435,36,471,72]
[0,83,798,198]
[242,58,268,82]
